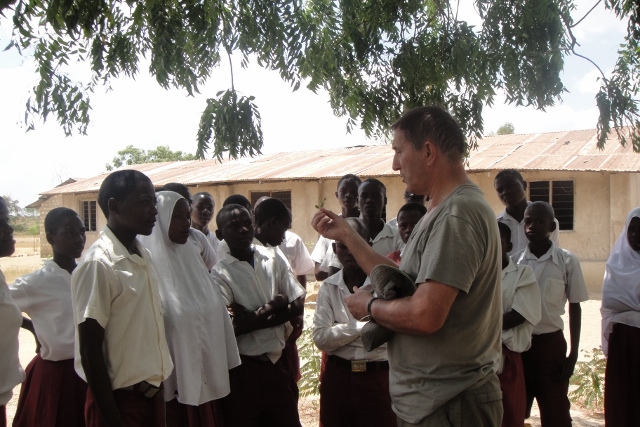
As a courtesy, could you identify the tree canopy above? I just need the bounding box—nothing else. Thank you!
[3,0,640,157]
[105,145,196,171]
[496,122,515,135]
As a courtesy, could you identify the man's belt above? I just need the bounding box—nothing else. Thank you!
[327,355,389,373]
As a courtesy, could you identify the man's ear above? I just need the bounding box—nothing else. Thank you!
[215,229,223,240]
[522,180,528,192]
[335,190,339,200]
[549,219,557,233]
[107,198,119,217]
[507,241,513,253]
[384,195,388,206]
[424,141,437,165]
[45,231,55,246]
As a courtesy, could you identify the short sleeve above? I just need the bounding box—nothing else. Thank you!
[8,278,30,313]
[275,252,306,303]
[71,260,114,328]
[565,253,589,303]
[417,215,486,293]
[210,267,234,305]
[311,236,328,264]
[291,238,314,275]
[511,266,542,326]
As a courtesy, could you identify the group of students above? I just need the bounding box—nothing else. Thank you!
[0,164,638,427]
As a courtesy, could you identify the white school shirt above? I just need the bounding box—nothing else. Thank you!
[189,228,218,270]
[501,259,541,353]
[211,245,306,363]
[371,222,402,256]
[313,271,388,361]
[311,235,341,271]
[202,229,220,254]
[513,242,589,335]
[497,202,560,256]
[279,230,314,276]
[0,270,25,406]
[9,260,76,361]
[71,227,173,389]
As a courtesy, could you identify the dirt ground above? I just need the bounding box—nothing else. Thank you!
[2,235,605,426]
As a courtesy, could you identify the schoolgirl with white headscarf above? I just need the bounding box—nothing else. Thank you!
[140,191,240,426]
[601,206,640,426]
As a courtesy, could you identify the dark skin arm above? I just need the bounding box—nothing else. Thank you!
[559,302,582,381]
[314,263,329,281]
[502,310,526,331]
[296,274,307,289]
[79,319,124,427]
[20,317,41,353]
[231,295,305,336]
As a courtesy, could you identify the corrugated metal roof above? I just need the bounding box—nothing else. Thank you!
[39,129,640,196]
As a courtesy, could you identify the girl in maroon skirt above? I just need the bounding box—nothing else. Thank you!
[601,207,640,426]
[9,208,87,427]
[0,196,25,427]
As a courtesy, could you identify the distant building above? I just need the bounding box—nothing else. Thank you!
[31,129,640,295]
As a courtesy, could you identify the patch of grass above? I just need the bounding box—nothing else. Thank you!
[2,265,39,283]
[298,314,322,398]
[569,347,606,410]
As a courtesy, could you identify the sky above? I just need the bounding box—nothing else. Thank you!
[0,0,628,207]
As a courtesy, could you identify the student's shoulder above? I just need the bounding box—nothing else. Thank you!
[555,246,580,265]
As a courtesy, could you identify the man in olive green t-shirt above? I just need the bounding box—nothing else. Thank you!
[312,106,503,426]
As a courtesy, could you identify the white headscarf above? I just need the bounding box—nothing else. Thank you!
[601,207,640,356]
[140,191,240,405]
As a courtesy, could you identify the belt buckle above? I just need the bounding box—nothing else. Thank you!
[351,360,367,372]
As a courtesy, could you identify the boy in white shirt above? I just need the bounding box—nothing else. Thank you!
[10,208,88,427]
[191,191,221,253]
[211,204,305,427]
[497,221,541,427]
[311,174,361,281]
[513,202,588,427]
[72,170,173,427]
[358,178,401,257]
[494,169,559,256]
[313,217,396,427]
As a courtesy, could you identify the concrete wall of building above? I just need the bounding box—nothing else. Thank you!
[43,170,639,296]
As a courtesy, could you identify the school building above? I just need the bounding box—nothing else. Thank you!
[29,128,640,296]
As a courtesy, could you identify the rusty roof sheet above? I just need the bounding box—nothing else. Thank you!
[39,129,640,196]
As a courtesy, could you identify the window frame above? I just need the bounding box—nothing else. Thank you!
[80,200,98,232]
[528,179,575,231]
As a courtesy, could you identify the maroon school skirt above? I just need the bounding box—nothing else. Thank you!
[605,323,640,426]
[85,386,165,427]
[166,398,223,427]
[12,355,87,427]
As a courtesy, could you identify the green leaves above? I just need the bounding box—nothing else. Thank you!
[5,0,640,155]
[197,89,263,161]
[105,144,196,171]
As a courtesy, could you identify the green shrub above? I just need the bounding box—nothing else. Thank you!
[298,317,322,398]
[569,347,606,410]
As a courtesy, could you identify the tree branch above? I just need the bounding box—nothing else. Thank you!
[571,0,602,28]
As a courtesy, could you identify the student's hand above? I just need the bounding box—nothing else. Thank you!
[227,302,248,317]
[344,286,372,320]
[558,354,579,381]
[312,208,352,242]
[264,294,288,312]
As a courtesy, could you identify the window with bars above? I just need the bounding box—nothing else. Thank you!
[81,200,97,232]
[250,190,292,213]
[529,180,574,230]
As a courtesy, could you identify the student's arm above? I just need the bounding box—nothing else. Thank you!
[312,209,395,275]
[561,302,581,380]
[79,319,125,427]
[231,294,303,336]
[345,279,459,335]
[313,287,362,351]
[502,310,526,331]
[296,274,307,289]
[314,263,329,281]
[20,317,41,353]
